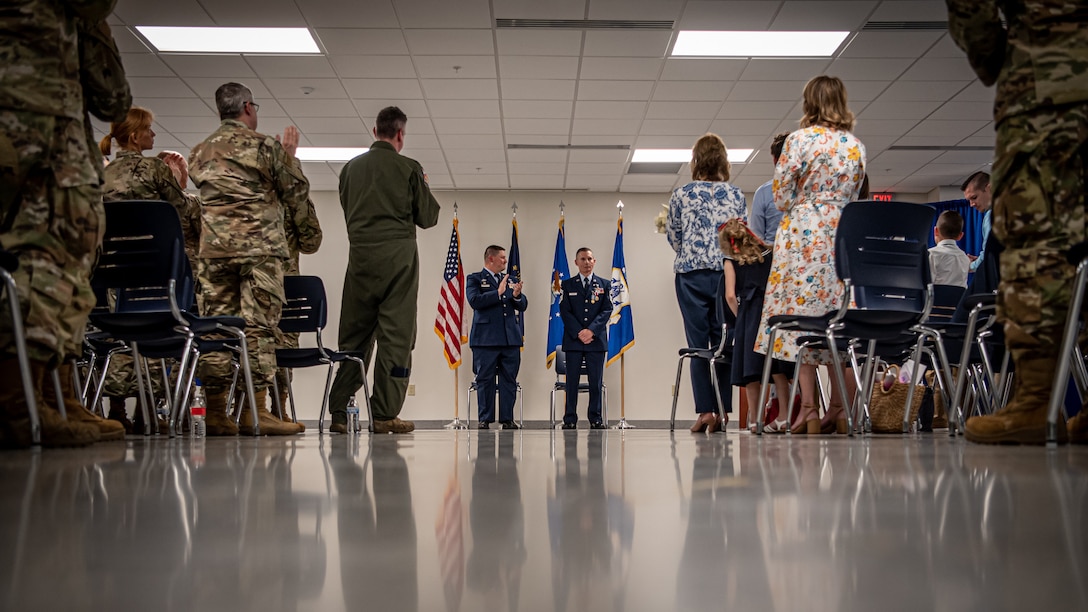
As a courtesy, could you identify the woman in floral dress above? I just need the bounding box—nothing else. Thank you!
[754,75,866,435]
[668,133,748,433]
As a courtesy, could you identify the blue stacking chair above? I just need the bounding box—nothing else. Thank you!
[549,345,608,428]
[276,275,373,433]
[755,200,936,436]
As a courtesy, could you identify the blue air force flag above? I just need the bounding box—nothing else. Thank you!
[546,217,570,369]
[508,216,524,340]
[606,215,634,366]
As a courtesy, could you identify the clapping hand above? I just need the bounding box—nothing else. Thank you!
[157,151,188,189]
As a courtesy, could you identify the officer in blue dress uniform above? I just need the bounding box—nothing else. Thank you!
[467,245,528,429]
[559,248,613,429]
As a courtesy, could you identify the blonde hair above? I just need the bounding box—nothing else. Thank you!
[690,133,730,182]
[718,218,768,265]
[800,75,855,132]
[99,106,154,157]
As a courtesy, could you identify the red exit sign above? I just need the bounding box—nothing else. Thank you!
[872,193,893,201]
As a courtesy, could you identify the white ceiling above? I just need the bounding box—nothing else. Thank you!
[99,0,994,194]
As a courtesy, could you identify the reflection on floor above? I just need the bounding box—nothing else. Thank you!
[0,430,1086,611]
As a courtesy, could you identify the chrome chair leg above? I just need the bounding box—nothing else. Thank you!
[1048,256,1088,443]
[1,268,40,445]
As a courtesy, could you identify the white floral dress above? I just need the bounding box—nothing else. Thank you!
[754,126,866,362]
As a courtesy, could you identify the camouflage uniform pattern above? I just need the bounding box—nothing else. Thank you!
[0,0,130,364]
[103,150,202,260]
[948,0,1088,363]
[188,119,310,391]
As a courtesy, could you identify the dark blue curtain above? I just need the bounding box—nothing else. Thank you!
[929,199,985,258]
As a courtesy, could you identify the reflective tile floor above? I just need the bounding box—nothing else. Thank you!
[1,430,1086,612]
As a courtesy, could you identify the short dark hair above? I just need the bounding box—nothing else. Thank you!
[936,210,965,239]
[575,247,593,258]
[484,245,505,260]
[961,171,990,192]
[375,106,407,139]
[770,132,789,163]
[215,82,252,120]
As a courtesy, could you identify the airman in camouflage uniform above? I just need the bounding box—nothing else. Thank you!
[0,0,130,448]
[947,0,1088,444]
[98,106,203,431]
[273,197,323,422]
[327,106,441,434]
[188,82,313,436]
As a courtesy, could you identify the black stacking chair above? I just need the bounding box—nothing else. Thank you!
[755,200,936,436]
[276,275,373,433]
[0,249,40,444]
[669,274,732,431]
[1047,241,1088,443]
[90,200,262,435]
[549,345,608,428]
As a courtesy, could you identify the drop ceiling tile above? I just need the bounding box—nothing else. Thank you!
[876,80,968,102]
[577,80,655,101]
[494,30,584,56]
[564,175,621,190]
[660,58,747,81]
[200,0,304,26]
[634,135,701,148]
[502,79,576,100]
[493,0,588,19]
[827,58,913,81]
[393,0,491,28]
[304,133,374,147]
[154,116,221,133]
[588,0,684,21]
[500,56,580,80]
[342,79,424,99]
[653,80,736,102]
[161,55,253,78]
[569,134,635,146]
[173,132,216,148]
[136,97,214,117]
[428,100,501,118]
[641,119,712,136]
[857,99,941,120]
[852,119,922,137]
[510,174,565,189]
[716,100,795,120]
[265,78,348,99]
[112,27,153,53]
[403,133,440,148]
[646,101,722,120]
[298,0,399,27]
[423,79,499,99]
[454,175,511,189]
[329,55,416,79]
[503,118,572,135]
[450,161,507,174]
[432,117,503,135]
[280,99,359,118]
[507,149,568,163]
[620,173,683,188]
[114,0,214,25]
[574,101,647,119]
[506,135,570,146]
[678,1,777,29]
[572,118,642,136]
[441,134,505,149]
[838,32,943,58]
[934,150,995,165]
[293,117,368,134]
[566,161,627,175]
[709,118,783,138]
[580,58,664,81]
[583,31,672,58]
[869,0,949,21]
[246,56,337,79]
[568,150,630,164]
[726,81,806,101]
[740,59,832,81]
[952,81,996,103]
[770,1,875,30]
[900,58,978,81]
[502,100,573,119]
[415,56,496,79]
[509,162,566,174]
[404,30,494,55]
[352,99,430,120]
[842,80,892,102]
[182,77,271,101]
[869,149,942,169]
[300,162,336,177]
[404,149,447,164]
[120,53,173,77]
[915,163,990,177]
[402,117,436,135]
[146,133,183,149]
[314,29,409,55]
[905,119,989,141]
[129,77,198,99]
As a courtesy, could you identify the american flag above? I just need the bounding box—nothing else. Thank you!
[434,218,465,369]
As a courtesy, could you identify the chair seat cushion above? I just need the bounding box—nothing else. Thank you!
[276,348,332,369]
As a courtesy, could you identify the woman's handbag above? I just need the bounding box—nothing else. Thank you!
[869,364,926,433]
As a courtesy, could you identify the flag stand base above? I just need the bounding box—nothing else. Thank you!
[612,418,636,430]
[445,418,469,430]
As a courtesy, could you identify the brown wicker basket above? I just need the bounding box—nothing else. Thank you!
[869,364,925,433]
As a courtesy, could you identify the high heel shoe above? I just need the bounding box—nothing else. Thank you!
[820,407,849,435]
[789,406,820,435]
[690,412,717,433]
[707,413,727,433]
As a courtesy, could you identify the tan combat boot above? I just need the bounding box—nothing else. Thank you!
[274,387,305,432]
[106,396,133,433]
[372,417,415,434]
[56,364,126,441]
[204,388,238,436]
[238,389,304,436]
[0,358,99,448]
[964,356,1068,445]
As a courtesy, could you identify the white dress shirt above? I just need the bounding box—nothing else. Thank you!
[929,239,970,287]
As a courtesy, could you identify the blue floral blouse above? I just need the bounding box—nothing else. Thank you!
[667,181,748,273]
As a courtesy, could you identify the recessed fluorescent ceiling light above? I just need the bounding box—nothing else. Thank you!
[633,148,755,164]
[672,30,848,57]
[136,26,320,53]
[296,147,368,161]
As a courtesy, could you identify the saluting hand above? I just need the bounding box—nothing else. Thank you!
[278,126,300,159]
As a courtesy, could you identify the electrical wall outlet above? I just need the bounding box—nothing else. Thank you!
[671,384,676,396]
[407,384,416,396]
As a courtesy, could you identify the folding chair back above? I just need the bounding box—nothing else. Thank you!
[279,275,329,334]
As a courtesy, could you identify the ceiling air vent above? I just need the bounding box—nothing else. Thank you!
[861,21,949,31]
[496,18,674,30]
[888,145,994,151]
[627,162,684,175]
[507,144,630,150]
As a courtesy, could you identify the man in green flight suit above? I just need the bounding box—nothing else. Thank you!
[328,106,441,434]
[947,0,1088,444]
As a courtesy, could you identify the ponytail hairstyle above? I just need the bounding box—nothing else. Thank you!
[718,218,769,265]
[99,106,154,157]
[690,133,730,182]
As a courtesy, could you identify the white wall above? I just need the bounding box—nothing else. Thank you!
[294,190,698,422]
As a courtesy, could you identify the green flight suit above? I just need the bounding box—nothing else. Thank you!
[329,140,440,422]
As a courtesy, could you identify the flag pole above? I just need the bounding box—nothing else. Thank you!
[446,203,468,430]
[614,201,635,430]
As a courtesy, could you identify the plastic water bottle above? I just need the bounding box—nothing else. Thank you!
[190,379,207,438]
[347,395,360,434]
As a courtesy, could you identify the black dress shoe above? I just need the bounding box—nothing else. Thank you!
[561,422,576,430]
[499,420,520,430]
[478,422,490,429]
[590,421,607,430]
